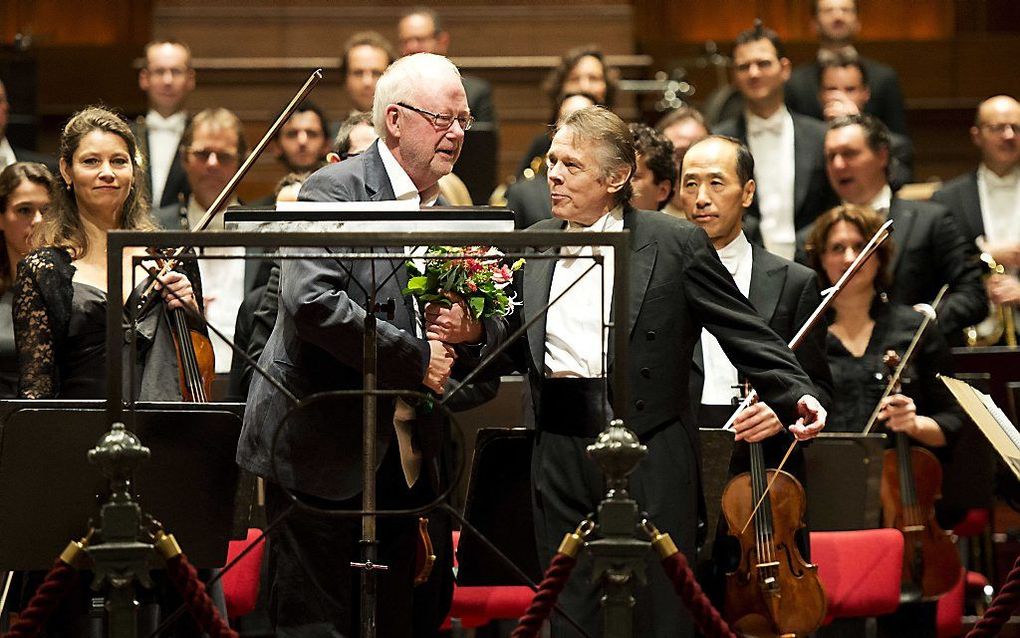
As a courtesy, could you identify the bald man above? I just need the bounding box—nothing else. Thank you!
[933,95,1020,343]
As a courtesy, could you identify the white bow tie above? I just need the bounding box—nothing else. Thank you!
[146,113,185,133]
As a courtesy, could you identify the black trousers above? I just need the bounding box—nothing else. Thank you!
[531,426,699,638]
[263,443,452,638]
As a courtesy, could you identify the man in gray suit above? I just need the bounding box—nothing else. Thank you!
[520,106,827,638]
[238,53,502,637]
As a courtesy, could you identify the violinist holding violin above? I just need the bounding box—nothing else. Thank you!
[681,135,832,637]
[14,106,202,401]
[804,204,964,445]
[805,203,965,636]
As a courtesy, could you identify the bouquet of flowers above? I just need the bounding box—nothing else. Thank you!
[403,245,524,320]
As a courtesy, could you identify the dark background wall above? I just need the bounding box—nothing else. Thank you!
[2,0,1018,202]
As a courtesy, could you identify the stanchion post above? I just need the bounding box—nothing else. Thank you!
[584,420,650,638]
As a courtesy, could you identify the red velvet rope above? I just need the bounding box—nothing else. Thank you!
[164,553,238,638]
[967,552,1020,638]
[2,558,80,638]
[660,551,737,638]
[510,552,578,638]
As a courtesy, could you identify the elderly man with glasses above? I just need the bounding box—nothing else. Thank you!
[238,52,502,638]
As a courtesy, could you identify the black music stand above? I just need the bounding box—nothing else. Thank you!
[0,401,246,570]
[696,428,736,561]
[456,427,542,586]
[803,433,887,531]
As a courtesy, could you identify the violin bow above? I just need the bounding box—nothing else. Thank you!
[860,283,949,435]
[738,218,894,535]
[135,68,324,312]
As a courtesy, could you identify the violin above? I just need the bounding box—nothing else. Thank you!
[146,249,216,402]
[877,350,961,601]
[169,304,215,402]
[138,69,324,401]
[720,383,826,638]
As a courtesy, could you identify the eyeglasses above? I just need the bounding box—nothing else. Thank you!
[980,123,1020,136]
[187,148,239,164]
[396,102,474,131]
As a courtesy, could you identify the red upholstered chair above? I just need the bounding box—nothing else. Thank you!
[936,569,965,638]
[221,528,266,620]
[443,530,535,630]
[811,529,904,624]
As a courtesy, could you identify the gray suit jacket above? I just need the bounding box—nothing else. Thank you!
[237,140,504,499]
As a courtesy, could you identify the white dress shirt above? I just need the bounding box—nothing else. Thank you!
[377,140,442,487]
[700,232,754,405]
[544,206,623,378]
[0,137,16,170]
[977,163,1020,249]
[746,107,797,260]
[145,110,187,207]
[188,197,245,373]
[866,183,893,217]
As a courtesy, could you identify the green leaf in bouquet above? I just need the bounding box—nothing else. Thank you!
[468,295,486,319]
[403,276,429,296]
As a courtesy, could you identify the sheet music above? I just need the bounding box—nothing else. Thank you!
[941,375,1020,480]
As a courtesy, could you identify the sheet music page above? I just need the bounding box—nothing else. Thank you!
[940,375,1020,480]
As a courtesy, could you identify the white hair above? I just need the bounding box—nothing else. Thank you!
[372,53,462,138]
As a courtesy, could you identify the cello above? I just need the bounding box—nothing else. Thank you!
[720,383,827,638]
[875,348,961,601]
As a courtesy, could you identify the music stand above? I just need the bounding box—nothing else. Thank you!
[942,376,1020,481]
[803,434,887,531]
[0,401,246,570]
[110,226,633,638]
[696,428,735,561]
[456,427,541,586]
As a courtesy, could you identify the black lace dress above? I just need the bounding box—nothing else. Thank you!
[13,246,197,401]
[7,246,212,637]
[0,288,18,397]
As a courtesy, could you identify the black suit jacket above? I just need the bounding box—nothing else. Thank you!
[932,171,984,244]
[786,56,909,136]
[885,197,986,339]
[506,174,551,229]
[715,112,839,234]
[10,146,58,174]
[131,115,190,209]
[237,140,504,500]
[462,75,495,126]
[521,208,815,441]
[689,242,833,476]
